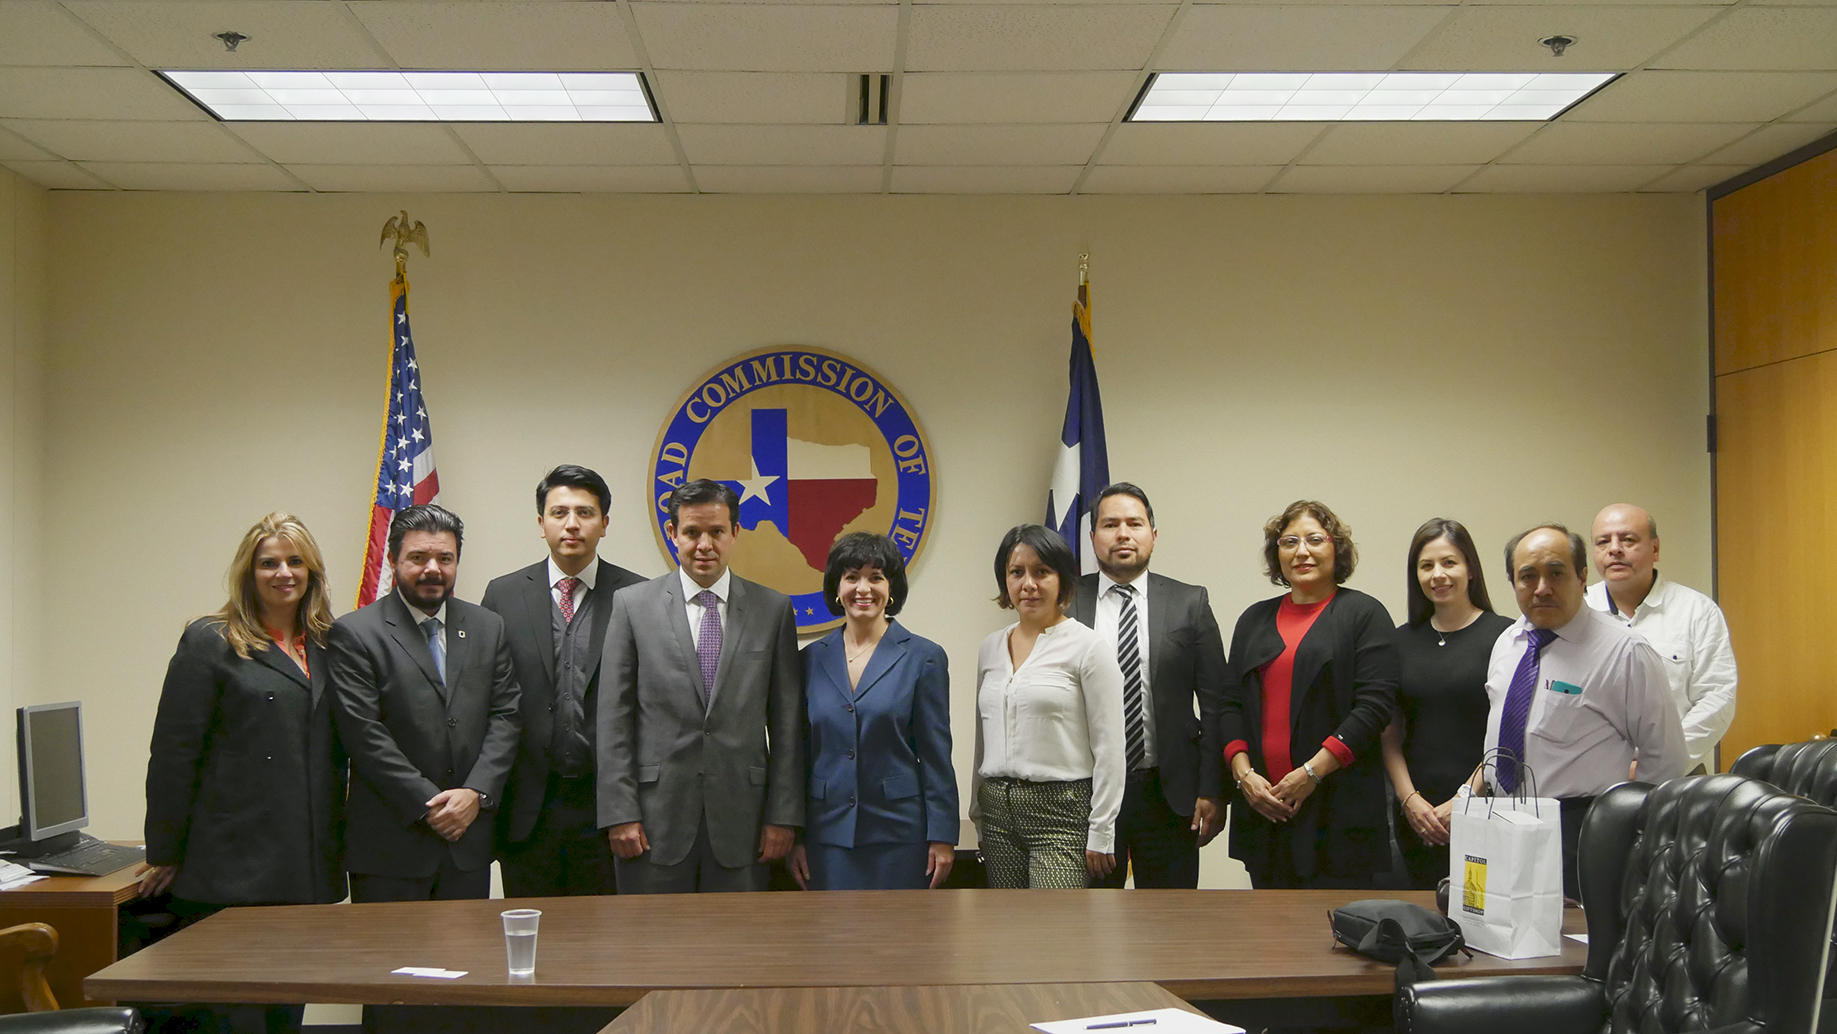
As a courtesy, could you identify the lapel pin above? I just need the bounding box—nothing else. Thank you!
[457,630,466,638]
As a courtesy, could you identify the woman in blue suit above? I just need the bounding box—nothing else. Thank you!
[790,532,959,890]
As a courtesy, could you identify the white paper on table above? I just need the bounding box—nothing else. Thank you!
[0,860,45,887]
[1031,1007,1244,1033]
[391,967,467,979]
[1565,934,1588,944]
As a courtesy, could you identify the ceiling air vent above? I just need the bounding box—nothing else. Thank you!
[855,74,889,126]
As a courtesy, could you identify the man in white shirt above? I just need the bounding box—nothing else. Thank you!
[1482,524,1687,898]
[1586,503,1737,774]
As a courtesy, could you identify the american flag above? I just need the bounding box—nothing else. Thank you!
[1045,274,1109,575]
[356,274,441,608]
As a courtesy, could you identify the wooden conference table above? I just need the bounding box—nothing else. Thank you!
[87,889,1586,1020]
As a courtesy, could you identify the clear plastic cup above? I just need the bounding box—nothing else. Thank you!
[501,908,541,976]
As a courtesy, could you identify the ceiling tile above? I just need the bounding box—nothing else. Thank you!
[1268,164,1475,192]
[0,67,208,120]
[4,119,259,163]
[1300,122,1539,165]
[452,123,677,165]
[1650,7,1837,71]
[905,6,1175,72]
[0,2,127,66]
[899,72,1137,123]
[895,123,1106,165]
[490,165,690,191]
[229,123,476,165]
[64,1,386,69]
[632,5,898,72]
[0,127,50,161]
[1502,121,1753,164]
[77,161,299,190]
[1079,164,1280,192]
[890,164,1078,192]
[285,164,499,192]
[1785,90,1837,123]
[1702,122,1837,166]
[1099,122,1323,165]
[1565,70,1837,122]
[1455,164,1675,191]
[1399,5,1722,71]
[352,3,640,71]
[655,72,848,124]
[1,159,110,189]
[678,124,884,164]
[1639,164,1749,192]
[693,164,883,192]
[1157,6,1450,71]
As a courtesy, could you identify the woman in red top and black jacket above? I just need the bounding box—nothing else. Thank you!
[1219,500,1400,888]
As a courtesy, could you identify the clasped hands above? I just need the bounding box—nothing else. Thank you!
[425,788,481,842]
[1237,768,1320,823]
[1402,792,1454,845]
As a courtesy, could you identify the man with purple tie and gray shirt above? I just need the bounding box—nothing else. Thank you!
[596,478,804,893]
[1478,523,1685,900]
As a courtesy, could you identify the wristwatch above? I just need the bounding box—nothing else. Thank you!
[1303,761,1322,785]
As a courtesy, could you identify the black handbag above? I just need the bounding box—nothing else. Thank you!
[1328,898,1467,984]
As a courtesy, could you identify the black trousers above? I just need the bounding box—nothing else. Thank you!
[1557,795,1595,903]
[1092,768,1201,890]
[350,855,491,1034]
[501,773,618,898]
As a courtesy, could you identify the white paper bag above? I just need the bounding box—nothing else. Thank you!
[1446,795,1564,959]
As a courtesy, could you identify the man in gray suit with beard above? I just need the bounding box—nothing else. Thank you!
[597,478,803,893]
[1072,483,1228,889]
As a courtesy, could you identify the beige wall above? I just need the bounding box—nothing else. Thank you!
[0,169,47,820]
[37,192,1709,887]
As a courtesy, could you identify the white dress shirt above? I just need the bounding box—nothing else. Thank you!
[971,618,1126,854]
[1482,606,1688,799]
[1093,571,1156,769]
[1585,574,1738,771]
[548,555,599,617]
[679,567,730,649]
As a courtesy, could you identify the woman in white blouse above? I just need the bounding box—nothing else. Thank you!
[970,524,1126,888]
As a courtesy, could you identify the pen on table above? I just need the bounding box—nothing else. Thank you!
[1086,1020,1157,1030]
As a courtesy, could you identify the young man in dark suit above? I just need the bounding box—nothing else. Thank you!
[597,479,804,893]
[1072,483,1228,889]
[482,465,646,897]
[329,504,522,903]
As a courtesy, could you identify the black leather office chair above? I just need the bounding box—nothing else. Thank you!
[1732,739,1837,805]
[1394,774,1837,1034]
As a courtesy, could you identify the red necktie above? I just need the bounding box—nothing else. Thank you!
[557,577,581,624]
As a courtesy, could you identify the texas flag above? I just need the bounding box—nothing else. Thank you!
[722,408,879,571]
[1045,277,1109,575]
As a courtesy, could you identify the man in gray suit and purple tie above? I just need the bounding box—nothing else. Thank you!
[597,478,804,893]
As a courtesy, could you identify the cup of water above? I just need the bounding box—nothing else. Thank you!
[501,908,541,977]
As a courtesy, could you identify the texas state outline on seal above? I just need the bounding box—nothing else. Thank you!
[649,346,936,634]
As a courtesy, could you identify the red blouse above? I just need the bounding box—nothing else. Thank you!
[1225,593,1355,780]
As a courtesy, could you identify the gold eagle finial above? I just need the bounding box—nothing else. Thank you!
[379,211,430,277]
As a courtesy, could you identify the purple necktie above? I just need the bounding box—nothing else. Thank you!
[695,590,722,706]
[1496,627,1556,794]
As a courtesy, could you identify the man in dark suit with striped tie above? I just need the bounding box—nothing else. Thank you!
[483,465,646,897]
[1072,483,1228,889]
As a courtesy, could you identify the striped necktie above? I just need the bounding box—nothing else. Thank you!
[1114,583,1146,771]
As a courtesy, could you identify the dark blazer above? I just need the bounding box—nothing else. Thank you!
[480,557,646,845]
[802,621,958,849]
[329,591,522,878]
[1071,572,1228,813]
[144,618,346,905]
[1218,588,1399,882]
[597,571,804,869]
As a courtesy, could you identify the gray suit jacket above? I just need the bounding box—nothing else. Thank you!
[596,571,804,868]
[1072,571,1229,814]
[330,591,523,877]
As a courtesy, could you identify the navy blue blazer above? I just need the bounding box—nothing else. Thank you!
[802,621,959,848]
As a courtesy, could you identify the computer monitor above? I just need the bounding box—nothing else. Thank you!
[15,701,87,854]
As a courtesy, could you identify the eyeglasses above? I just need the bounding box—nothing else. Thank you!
[1277,534,1330,551]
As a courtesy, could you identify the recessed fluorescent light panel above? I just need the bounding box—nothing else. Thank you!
[159,70,658,122]
[1128,72,1617,122]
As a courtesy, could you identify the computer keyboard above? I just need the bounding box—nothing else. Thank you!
[25,835,144,877]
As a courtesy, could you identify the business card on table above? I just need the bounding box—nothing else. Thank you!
[1031,1007,1244,1033]
[391,967,467,979]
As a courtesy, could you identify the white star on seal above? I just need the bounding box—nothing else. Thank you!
[736,459,779,505]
